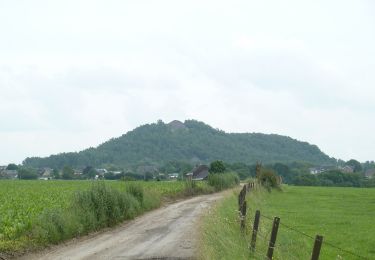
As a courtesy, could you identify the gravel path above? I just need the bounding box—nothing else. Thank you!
[19,192,224,260]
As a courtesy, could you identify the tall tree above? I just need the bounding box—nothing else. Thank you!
[346,159,362,173]
[209,160,226,174]
[62,166,74,179]
[6,163,18,170]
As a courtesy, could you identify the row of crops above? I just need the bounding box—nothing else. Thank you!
[0,180,209,254]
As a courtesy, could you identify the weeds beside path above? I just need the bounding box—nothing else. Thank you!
[18,192,227,260]
[1,174,239,259]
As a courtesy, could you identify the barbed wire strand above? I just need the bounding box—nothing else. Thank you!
[323,240,369,260]
[258,213,369,259]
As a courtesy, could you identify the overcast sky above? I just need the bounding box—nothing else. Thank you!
[1,0,374,165]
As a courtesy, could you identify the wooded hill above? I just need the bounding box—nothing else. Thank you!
[23,120,336,169]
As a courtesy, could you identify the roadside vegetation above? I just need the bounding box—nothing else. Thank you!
[200,185,375,259]
[0,172,238,256]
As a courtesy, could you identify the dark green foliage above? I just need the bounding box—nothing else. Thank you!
[73,182,140,228]
[272,163,292,183]
[121,172,143,181]
[62,166,74,179]
[292,170,369,187]
[23,120,335,169]
[346,159,362,172]
[6,163,18,170]
[159,161,192,174]
[33,182,142,245]
[317,170,362,187]
[104,172,124,180]
[362,160,375,172]
[207,173,239,191]
[209,160,226,174]
[143,172,154,181]
[225,162,255,179]
[52,169,60,179]
[82,166,97,179]
[18,167,38,179]
[259,169,280,191]
[292,173,318,186]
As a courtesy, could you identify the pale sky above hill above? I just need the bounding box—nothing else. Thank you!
[0,0,374,164]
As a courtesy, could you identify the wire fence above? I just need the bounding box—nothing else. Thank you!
[238,182,370,260]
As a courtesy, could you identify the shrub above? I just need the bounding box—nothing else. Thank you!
[209,160,226,174]
[208,173,239,191]
[32,182,142,245]
[258,169,281,191]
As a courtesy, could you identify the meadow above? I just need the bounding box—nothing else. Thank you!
[200,185,375,259]
[0,180,210,254]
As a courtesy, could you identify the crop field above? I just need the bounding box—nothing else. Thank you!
[0,180,206,253]
[200,186,375,259]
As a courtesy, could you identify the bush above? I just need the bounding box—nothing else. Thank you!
[209,160,226,174]
[208,173,239,191]
[32,182,142,245]
[258,169,281,191]
[184,180,216,196]
[18,168,38,180]
[73,182,141,228]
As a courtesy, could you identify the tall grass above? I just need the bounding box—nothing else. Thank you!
[0,178,237,256]
[199,189,250,259]
[207,172,240,191]
[32,182,143,245]
[200,186,375,259]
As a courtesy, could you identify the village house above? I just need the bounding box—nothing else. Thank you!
[74,169,83,176]
[309,166,334,175]
[96,168,108,176]
[39,168,53,178]
[186,165,209,181]
[339,165,354,173]
[168,173,179,180]
[364,168,375,179]
[3,170,18,179]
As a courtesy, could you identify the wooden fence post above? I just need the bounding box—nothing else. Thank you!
[250,210,260,251]
[311,235,324,260]
[238,185,246,211]
[238,189,243,210]
[238,191,243,210]
[240,201,247,232]
[267,217,280,259]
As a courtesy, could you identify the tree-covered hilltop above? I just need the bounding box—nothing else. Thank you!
[23,120,336,169]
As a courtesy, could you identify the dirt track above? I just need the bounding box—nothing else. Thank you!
[19,192,224,260]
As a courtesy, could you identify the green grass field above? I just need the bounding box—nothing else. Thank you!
[0,180,209,254]
[200,185,375,259]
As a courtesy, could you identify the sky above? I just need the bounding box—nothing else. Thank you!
[0,0,374,165]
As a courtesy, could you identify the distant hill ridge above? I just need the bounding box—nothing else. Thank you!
[23,120,336,169]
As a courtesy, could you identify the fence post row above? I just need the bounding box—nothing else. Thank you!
[250,209,260,251]
[311,235,324,260]
[244,201,325,260]
[267,217,280,260]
